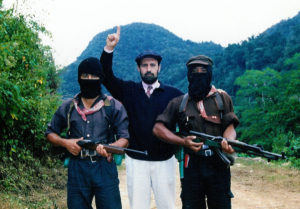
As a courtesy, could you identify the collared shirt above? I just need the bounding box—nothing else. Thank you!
[104,47,161,96]
[45,94,130,151]
[142,80,160,96]
[100,50,183,161]
[156,90,239,140]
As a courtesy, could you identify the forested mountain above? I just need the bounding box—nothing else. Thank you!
[213,11,300,95]
[60,12,300,97]
[59,23,223,97]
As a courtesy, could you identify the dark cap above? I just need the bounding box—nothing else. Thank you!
[135,51,162,65]
[78,57,104,81]
[186,55,213,67]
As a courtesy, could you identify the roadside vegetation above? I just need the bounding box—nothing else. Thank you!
[0,2,299,208]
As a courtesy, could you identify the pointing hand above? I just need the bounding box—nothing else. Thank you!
[105,26,120,51]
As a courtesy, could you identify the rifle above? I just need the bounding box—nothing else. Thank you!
[77,139,148,156]
[182,130,286,161]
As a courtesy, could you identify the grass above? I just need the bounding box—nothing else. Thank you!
[232,157,300,190]
[0,157,68,209]
[0,157,299,209]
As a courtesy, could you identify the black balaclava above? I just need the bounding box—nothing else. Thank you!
[187,64,212,102]
[78,57,104,99]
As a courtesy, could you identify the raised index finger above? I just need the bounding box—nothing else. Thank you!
[116,26,120,36]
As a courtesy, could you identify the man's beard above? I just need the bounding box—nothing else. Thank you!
[141,72,158,84]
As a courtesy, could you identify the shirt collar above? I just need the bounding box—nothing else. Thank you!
[75,93,104,108]
[142,80,160,92]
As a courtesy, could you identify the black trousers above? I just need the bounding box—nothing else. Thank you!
[181,154,233,209]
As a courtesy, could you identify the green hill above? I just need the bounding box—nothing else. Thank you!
[60,12,300,97]
[59,23,223,97]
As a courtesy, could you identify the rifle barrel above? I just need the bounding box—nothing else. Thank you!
[188,130,285,160]
[103,144,148,156]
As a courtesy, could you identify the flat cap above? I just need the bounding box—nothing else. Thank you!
[186,55,213,67]
[135,51,162,65]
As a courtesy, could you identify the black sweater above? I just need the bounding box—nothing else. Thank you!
[100,50,183,161]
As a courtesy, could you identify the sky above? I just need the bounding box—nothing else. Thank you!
[3,0,300,67]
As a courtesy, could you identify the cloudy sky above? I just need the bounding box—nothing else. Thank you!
[3,0,300,66]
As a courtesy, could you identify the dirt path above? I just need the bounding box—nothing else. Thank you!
[118,158,300,209]
[231,159,300,209]
[2,157,299,208]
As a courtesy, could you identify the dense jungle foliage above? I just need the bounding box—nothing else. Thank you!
[0,2,61,194]
[0,1,299,202]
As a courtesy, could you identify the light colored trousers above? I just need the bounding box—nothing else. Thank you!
[125,154,177,209]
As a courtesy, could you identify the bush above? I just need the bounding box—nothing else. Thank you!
[0,4,61,192]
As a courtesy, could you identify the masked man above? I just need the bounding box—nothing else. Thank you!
[153,55,239,209]
[46,57,129,209]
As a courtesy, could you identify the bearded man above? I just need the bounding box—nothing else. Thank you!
[99,26,183,209]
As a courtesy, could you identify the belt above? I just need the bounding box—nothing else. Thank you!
[71,148,103,163]
[81,155,103,163]
[72,155,103,163]
[196,149,214,157]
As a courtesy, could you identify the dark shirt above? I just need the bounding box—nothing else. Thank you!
[156,91,239,151]
[45,94,129,151]
[100,50,183,161]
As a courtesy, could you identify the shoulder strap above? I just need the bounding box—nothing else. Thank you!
[178,93,190,132]
[103,95,113,123]
[103,95,115,143]
[214,91,224,119]
[67,101,75,136]
[215,92,224,111]
[179,93,189,113]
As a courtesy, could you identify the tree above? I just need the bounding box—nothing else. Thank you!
[235,56,300,167]
[0,6,60,160]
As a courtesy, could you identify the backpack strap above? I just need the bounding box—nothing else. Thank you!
[103,95,115,143]
[178,93,191,132]
[214,91,224,120]
[67,100,75,137]
[103,95,113,124]
[179,93,189,113]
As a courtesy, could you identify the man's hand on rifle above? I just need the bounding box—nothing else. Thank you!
[222,124,236,154]
[221,139,235,154]
[65,137,83,156]
[96,145,113,162]
[183,136,203,153]
[105,26,120,51]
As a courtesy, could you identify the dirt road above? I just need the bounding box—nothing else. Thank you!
[118,158,300,209]
[2,157,298,208]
